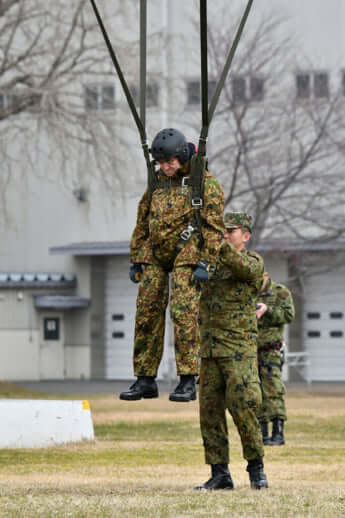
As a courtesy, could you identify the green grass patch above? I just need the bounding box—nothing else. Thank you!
[95,420,199,442]
[0,443,205,473]
[286,416,345,441]
[0,392,345,516]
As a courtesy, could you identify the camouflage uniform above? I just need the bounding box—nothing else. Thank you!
[199,219,265,464]
[257,280,295,422]
[131,162,224,377]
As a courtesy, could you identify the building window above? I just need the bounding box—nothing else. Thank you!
[84,84,115,111]
[112,314,124,321]
[187,80,200,105]
[330,331,343,338]
[231,76,265,104]
[250,76,265,101]
[44,318,60,341]
[314,72,329,98]
[130,83,159,108]
[232,76,246,103]
[0,92,41,112]
[330,312,343,319]
[147,83,159,107]
[296,72,329,99]
[307,331,321,338]
[307,312,321,319]
[186,80,218,105]
[208,80,217,100]
[112,331,124,339]
[296,73,311,99]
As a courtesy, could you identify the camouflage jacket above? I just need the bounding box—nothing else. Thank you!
[257,279,295,348]
[199,241,264,358]
[130,162,225,267]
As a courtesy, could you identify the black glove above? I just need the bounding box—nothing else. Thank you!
[192,260,215,282]
[129,263,143,283]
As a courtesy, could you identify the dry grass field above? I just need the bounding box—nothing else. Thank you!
[0,383,344,517]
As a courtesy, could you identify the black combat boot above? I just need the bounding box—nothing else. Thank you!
[269,418,285,445]
[194,464,234,490]
[119,376,158,401]
[260,421,271,445]
[169,375,196,402]
[247,458,269,489]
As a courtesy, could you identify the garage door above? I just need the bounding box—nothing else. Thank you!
[304,271,345,381]
[105,256,173,380]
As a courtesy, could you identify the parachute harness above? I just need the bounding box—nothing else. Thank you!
[89,0,254,250]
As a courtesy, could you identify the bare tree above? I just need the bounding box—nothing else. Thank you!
[0,0,158,220]
[203,5,345,247]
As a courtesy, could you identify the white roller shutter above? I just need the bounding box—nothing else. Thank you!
[304,270,345,381]
[104,257,173,380]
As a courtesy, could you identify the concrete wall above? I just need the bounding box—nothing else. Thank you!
[0,331,40,380]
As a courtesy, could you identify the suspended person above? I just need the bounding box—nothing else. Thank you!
[256,273,295,445]
[120,128,225,403]
[196,213,268,491]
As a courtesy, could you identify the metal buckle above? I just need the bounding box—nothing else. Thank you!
[180,224,195,241]
[181,176,189,187]
[192,197,203,207]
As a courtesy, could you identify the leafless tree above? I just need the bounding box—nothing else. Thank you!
[0,0,159,220]
[203,5,345,248]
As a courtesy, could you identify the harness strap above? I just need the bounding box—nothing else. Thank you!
[189,154,206,249]
[89,0,156,196]
[140,0,147,129]
[198,0,254,155]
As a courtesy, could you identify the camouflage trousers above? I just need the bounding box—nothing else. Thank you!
[257,348,287,422]
[133,263,201,377]
[199,356,264,464]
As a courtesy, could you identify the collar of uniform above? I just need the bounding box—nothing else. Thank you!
[262,278,274,296]
[157,163,190,183]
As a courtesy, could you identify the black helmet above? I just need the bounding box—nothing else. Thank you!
[151,128,189,164]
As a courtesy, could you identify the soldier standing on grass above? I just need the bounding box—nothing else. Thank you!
[195,212,268,491]
[120,128,224,403]
[256,273,295,445]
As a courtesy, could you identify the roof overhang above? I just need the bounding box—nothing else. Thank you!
[50,241,130,256]
[34,296,90,309]
[50,239,345,256]
[0,273,76,289]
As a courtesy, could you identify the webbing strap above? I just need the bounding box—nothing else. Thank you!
[198,0,254,154]
[89,0,155,188]
[208,0,254,124]
[200,0,208,156]
[89,0,145,141]
[140,0,147,129]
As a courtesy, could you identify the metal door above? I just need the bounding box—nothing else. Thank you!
[39,314,65,379]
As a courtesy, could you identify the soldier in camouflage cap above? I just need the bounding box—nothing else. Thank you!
[256,273,295,446]
[120,128,225,403]
[195,212,268,491]
[224,212,253,232]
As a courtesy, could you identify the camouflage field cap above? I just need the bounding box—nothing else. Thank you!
[224,212,253,232]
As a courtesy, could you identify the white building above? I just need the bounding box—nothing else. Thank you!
[1,0,345,382]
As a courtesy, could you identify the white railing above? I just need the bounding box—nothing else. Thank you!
[286,352,311,384]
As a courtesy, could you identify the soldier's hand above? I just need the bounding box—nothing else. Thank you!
[256,303,268,319]
[129,263,143,283]
[192,260,215,282]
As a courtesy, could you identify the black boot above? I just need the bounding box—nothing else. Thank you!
[269,418,285,445]
[194,464,234,490]
[247,459,269,489]
[260,421,271,445]
[119,376,158,401]
[169,375,196,402]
